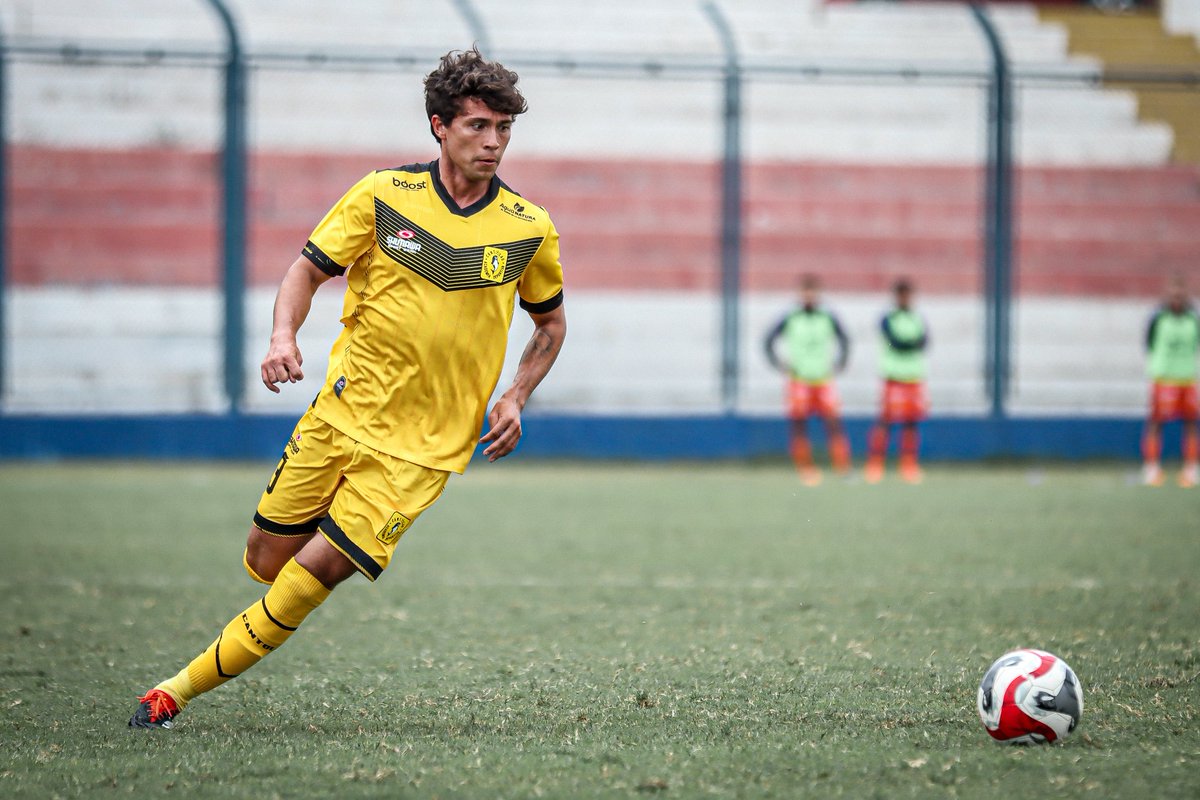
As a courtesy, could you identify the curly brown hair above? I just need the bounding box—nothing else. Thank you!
[424,48,528,143]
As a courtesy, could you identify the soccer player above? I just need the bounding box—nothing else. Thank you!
[129,48,567,728]
[864,278,928,484]
[764,274,851,486]
[1141,276,1199,488]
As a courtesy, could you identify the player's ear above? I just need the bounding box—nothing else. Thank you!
[430,115,449,141]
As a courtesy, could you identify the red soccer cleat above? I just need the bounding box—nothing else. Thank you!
[128,689,180,730]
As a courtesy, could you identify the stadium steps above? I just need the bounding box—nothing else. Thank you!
[1038,6,1200,163]
[9,146,1199,297]
[1,0,1171,165]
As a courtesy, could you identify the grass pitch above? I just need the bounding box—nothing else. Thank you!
[1,460,1198,798]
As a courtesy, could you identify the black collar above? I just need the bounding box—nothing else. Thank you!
[429,158,501,217]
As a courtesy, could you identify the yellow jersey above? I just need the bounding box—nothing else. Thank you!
[301,160,564,473]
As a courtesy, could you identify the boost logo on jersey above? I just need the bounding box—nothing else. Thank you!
[481,247,508,283]
[392,177,427,191]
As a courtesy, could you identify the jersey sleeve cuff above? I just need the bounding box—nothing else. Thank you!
[519,289,564,315]
[302,240,347,277]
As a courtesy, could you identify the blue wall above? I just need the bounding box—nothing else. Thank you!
[0,413,1167,462]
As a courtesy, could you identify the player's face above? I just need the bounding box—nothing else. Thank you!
[801,286,820,308]
[1166,284,1187,313]
[433,97,513,184]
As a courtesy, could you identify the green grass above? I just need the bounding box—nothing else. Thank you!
[1,461,1198,798]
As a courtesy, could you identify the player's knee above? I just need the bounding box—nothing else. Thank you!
[243,547,276,585]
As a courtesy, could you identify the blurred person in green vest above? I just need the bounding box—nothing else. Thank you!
[864,278,928,484]
[1142,274,1199,488]
[764,274,852,486]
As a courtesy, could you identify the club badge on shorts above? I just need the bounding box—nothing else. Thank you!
[376,511,412,546]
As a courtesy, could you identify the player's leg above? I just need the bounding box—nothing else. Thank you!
[1142,420,1164,486]
[788,381,821,485]
[865,382,891,483]
[134,537,349,728]
[864,420,888,483]
[1142,383,1166,486]
[243,413,339,582]
[817,384,851,475]
[790,417,822,486]
[823,414,852,475]
[1180,420,1199,488]
[130,411,344,728]
[898,422,923,484]
[130,440,450,729]
[895,382,926,484]
[245,525,314,584]
[1179,386,1199,488]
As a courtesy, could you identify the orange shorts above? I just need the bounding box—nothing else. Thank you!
[1149,382,1199,423]
[788,380,841,419]
[880,380,928,424]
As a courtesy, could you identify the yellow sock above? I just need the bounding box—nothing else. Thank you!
[155,559,331,707]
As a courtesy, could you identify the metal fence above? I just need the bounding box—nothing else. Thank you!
[1,0,1197,426]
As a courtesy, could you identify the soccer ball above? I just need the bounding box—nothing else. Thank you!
[976,649,1083,744]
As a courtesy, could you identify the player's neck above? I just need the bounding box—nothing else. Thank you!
[437,158,493,209]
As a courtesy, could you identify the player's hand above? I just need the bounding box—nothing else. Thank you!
[261,338,304,393]
[480,397,522,461]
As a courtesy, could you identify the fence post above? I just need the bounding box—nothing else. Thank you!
[448,0,494,57]
[701,1,743,414]
[0,16,7,407]
[204,0,248,413]
[969,3,1014,421]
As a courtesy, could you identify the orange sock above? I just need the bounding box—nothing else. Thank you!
[1142,428,1161,465]
[868,425,888,463]
[829,433,852,473]
[1184,426,1199,465]
[900,427,920,466]
[790,436,814,471]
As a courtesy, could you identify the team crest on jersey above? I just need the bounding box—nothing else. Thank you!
[481,247,508,283]
[376,512,412,546]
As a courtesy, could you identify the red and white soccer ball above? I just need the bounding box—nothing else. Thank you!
[976,649,1084,744]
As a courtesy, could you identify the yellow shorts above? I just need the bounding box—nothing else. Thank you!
[253,409,449,581]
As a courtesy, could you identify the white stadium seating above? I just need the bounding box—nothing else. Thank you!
[0,1,1187,416]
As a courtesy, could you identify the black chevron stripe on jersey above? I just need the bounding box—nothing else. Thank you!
[375,199,544,292]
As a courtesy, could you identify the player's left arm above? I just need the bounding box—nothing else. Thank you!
[830,312,850,372]
[480,303,567,462]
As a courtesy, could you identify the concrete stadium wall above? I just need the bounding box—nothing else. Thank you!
[0,0,1192,431]
[4,286,1158,416]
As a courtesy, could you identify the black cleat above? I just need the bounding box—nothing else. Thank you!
[129,689,180,729]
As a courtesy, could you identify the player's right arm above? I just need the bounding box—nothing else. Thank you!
[764,315,790,374]
[1145,310,1162,352]
[261,256,334,393]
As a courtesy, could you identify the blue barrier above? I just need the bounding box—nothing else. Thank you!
[0,413,1166,462]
